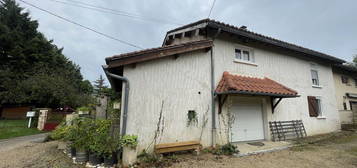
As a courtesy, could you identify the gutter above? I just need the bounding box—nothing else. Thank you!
[102,65,130,135]
[215,91,300,98]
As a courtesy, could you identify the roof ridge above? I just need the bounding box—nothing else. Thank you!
[166,19,345,63]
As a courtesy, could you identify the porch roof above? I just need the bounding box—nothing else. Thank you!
[215,72,299,98]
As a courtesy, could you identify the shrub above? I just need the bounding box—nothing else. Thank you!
[137,150,160,164]
[50,122,67,140]
[76,106,91,112]
[212,143,239,155]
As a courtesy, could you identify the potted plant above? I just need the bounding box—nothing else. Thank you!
[87,119,111,165]
[121,135,138,166]
[71,118,91,163]
[77,106,91,115]
[101,136,120,166]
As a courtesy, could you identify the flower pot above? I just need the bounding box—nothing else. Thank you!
[122,146,137,167]
[88,153,103,165]
[103,154,116,166]
[70,147,76,157]
[75,148,88,163]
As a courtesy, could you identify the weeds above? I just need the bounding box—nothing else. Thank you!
[205,143,239,155]
[136,150,180,168]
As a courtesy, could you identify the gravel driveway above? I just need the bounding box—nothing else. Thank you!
[169,131,357,168]
[0,131,356,168]
[0,133,48,152]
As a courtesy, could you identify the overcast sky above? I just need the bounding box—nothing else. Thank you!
[17,0,357,83]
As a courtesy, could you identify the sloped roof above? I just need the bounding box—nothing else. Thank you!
[106,40,213,68]
[215,72,298,97]
[166,19,345,64]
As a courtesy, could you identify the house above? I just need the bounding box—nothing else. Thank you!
[103,19,345,161]
[332,64,357,124]
[0,105,32,119]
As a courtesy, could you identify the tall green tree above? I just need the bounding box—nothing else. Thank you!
[0,0,93,108]
[93,75,108,97]
[353,54,357,66]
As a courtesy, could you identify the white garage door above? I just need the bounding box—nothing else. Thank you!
[231,99,265,142]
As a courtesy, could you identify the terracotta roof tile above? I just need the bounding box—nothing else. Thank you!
[215,72,298,97]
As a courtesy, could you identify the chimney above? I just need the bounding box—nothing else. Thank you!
[240,26,247,30]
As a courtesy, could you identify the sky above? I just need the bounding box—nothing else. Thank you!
[17,0,357,83]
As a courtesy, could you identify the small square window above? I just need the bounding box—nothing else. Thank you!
[235,48,253,62]
[341,76,349,84]
[311,70,319,86]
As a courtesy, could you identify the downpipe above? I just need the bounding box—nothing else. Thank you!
[211,28,221,147]
[102,66,130,135]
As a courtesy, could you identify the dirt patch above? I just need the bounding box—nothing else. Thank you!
[0,141,83,168]
[169,131,357,168]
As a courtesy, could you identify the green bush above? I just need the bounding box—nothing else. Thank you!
[76,106,91,112]
[87,119,112,156]
[50,122,68,140]
[212,143,239,155]
[50,117,138,158]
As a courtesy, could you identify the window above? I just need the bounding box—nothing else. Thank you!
[341,76,349,84]
[311,70,319,86]
[235,48,252,62]
[308,96,322,117]
[343,102,347,110]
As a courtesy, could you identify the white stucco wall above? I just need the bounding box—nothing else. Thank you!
[121,50,213,153]
[213,38,341,142]
[120,36,342,156]
[333,72,357,124]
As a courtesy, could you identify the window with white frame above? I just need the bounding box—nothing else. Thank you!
[235,48,253,62]
[311,69,319,86]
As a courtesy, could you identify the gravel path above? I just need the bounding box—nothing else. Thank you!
[0,132,356,168]
[169,132,357,168]
[0,133,48,152]
[0,141,82,168]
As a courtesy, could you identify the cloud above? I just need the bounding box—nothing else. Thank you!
[18,0,357,83]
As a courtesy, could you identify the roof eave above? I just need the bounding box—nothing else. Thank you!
[207,22,345,64]
[215,90,300,98]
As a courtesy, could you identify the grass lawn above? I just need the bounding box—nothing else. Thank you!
[0,120,44,140]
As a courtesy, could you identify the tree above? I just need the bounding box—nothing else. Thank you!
[93,75,108,97]
[0,0,93,108]
[353,54,357,66]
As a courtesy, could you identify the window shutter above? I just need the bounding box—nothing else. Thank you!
[308,96,318,117]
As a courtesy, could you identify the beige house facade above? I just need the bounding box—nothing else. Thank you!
[333,65,357,124]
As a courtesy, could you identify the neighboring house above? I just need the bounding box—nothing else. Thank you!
[332,64,357,124]
[0,105,32,119]
[104,19,345,157]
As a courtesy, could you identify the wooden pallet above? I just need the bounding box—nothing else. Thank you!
[154,141,201,154]
[269,120,307,141]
